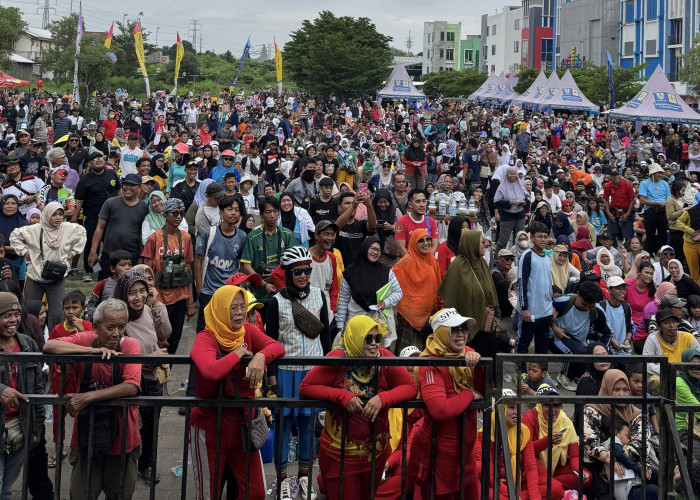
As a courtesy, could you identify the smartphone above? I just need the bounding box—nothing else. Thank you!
[93,262,102,273]
[376,220,386,225]
[358,183,369,195]
[559,427,568,434]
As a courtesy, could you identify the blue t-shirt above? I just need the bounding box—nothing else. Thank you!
[605,301,627,349]
[588,210,607,234]
[195,226,247,296]
[638,179,670,211]
[517,249,553,320]
[209,165,241,184]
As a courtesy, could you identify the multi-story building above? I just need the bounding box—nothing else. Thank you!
[481,5,524,74]
[460,36,482,70]
[422,21,462,73]
[555,0,619,68]
[618,0,699,93]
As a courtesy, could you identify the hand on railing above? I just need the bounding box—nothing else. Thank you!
[93,347,119,360]
[0,387,28,408]
[464,350,480,369]
[243,352,266,389]
[65,392,93,417]
[360,395,383,422]
[345,396,364,414]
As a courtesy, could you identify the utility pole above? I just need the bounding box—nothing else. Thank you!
[189,20,201,52]
[155,26,159,46]
[199,32,202,54]
[37,0,56,29]
[406,31,413,53]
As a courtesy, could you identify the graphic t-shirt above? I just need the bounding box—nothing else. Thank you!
[196,227,247,296]
[118,147,143,177]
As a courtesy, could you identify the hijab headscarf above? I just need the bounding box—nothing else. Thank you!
[404,139,425,162]
[553,211,574,240]
[40,202,65,249]
[484,403,530,488]
[393,229,442,330]
[0,195,26,240]
[25,207,41,223]
[628,251,650,278]
[204,285,248,352]
[576,225,590,241]
[494,166,526,213]
[194,178,214,207]
[654,281,676,304]
[535,396,577,469]
[550,244,571,292]
[438,231,498,340]
[578,341,610,395]
[341,315,382,387]
[131,263,154,282]
[436,174,453,194]
[421,312,475,394]
[113,270,149,321]
[446,216,465,256]
[372,189,396,245]
[145,191,166,232]
[343,236,390,311]
[679,348,700,401]
[587,369,641,424]
[668,258,685,283]
[279,193,296,232]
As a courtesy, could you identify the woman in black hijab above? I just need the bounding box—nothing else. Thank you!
[372,189,399,266]
[436,216,466,278]
[575,341,611,396]
[403,137,427,191]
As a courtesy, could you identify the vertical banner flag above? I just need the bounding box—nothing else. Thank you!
[71,3,83,105]
[274,38,283,95]
[606,50,615,110]
[133,21,151,96]
[104,22,113,49]
[230,38,252,92]
[173,32,184,95]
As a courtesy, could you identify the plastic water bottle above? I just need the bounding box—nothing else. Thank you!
[449,199,457,217]
[469,196,475,209]
[165,260,174,274]
[180,379,188,388]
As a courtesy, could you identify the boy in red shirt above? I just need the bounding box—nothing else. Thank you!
[47,290,92,466]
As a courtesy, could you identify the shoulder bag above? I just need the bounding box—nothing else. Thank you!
[290,296,324,339]
[39,229,68,281]
[230,371,268,452]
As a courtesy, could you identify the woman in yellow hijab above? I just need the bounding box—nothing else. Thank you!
[189,285,285,500]
[475,389,545,499]
[300,315,417,500]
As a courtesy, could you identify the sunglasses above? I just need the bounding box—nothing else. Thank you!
[223,156,234,161]
[364,334,382,345]
[54,170,68,176]
[168,210,185,217]
[502,256,515,262]
[68,139,79,143]
[292,267,312,277]
[450,325,469,334]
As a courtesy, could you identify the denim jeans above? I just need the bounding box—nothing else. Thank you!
[0,448,26,500]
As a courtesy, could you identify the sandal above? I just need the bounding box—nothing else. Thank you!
[47,455,56,468]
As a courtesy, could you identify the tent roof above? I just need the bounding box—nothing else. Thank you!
[467,73,498,101]
[478,72,506,101]
[608,65,700,125]
[539,70,598,111]
[523,72,560,109]
[0,71,30,88]
[377,64,426,101]
[511,71,547,106]
[490,76,520,104]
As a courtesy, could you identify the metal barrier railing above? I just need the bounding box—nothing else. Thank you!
[0,353,494,500]
[669,361,700,500]
[1,352,698,499]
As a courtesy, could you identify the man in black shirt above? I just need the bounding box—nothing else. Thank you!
[334,191,377,266]
[169,161,200,212]
[309,177,337,224]
[322,145,340,181]
[72,151,121,280]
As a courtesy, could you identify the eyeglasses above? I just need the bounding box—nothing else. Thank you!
[223,156,234,161]
[450,325,469,334]
[661,252,674,256]
[367,247,381,254]
[168,210,185,217]
[230,304,247,313]
[292,267,312,277]
[68,139,79,143]
[364,334,382,345]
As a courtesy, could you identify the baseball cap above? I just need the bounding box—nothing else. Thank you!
[141,175,156,184]
[655,308,680,324]
[315,220,339,234]
[244,290,263,312]
[226,272,263,287]
[205,182,225,199]
[86,151,104,162]
[430,308,476,332]
[659,245,675,255]
[239,175,254,185]
[497,248,514,258]
[221,149,235,157]
[122,173,142,185]
[536,385,559,397]
[598,231,613,240]
[399,346,421,358]
[606,276,629,288]
[659,294,686,309]
[16,129,30,137]
[3,153,20,165]
[611,168,620,175]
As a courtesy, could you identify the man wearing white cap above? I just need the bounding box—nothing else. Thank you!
[600,276,633,354]
[638,163,670,255]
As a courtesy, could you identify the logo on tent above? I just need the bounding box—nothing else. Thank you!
[626,91,648,109]
[545,88,559,100]
[653,92,682,112]
[561,88,581,102]
[533,87,545,98]
[392,80,410,92]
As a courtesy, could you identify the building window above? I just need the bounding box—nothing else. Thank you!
[647,0,658,18]
[623,41,634,56]
[440,31,445,41]
[491,45,496,56]
[515,19,520,30]
[486,26,490,36]
[645,39,657,56]
[446,32,455,42]
[514,41,520,53]
[428,33,431,43]
[491,64,495,73]
[492,25,497,36]
[625,0,634,23]
[439,48,444,59]
[445,48,454,61]
[484,45,488,59]
[522,39,528,63]
[465,49,473,62]
[541,38,553,66]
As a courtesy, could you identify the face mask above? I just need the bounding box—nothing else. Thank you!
[302,170,315,182]
[518,240,529,249]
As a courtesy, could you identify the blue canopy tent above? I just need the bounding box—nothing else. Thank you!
[511,71,547,108]
[539,70,598,113]
[467,73,498,102]
[376,64,426,103]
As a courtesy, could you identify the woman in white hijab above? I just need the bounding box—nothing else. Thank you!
[493,166,528,252]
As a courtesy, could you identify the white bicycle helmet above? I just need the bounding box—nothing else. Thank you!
[399,346,421,358]
[280,246,312,268]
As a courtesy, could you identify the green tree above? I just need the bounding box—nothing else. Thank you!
[680,36,700,89]
[0,7,27,68]
[222,50,235,64]
[421,68,487,97]
[41,14,81,81]
[110,18,156,79]
[162,39,196,59]
[166,51,199,81]
[75,38,114,103]
[284,11,392,98]
[513,68,546,94]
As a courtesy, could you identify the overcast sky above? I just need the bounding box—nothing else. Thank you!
[10,0,513,55]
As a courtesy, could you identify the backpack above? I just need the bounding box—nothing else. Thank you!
[17,107,25,119]
[560,294,597,326]
[599,300,632,329]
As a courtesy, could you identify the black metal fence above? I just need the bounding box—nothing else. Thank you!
[0,352,697,500]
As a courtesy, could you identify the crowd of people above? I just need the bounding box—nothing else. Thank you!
[0,86,699,499]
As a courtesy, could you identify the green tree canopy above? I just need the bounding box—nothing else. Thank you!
[284,11,393,98]
[0,7,27,69]
[680,36,700,90]
[110,18,156,79]
[162,39,196,59]
[421,68,487,97]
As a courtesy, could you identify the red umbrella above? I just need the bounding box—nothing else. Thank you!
[0,71,30,89]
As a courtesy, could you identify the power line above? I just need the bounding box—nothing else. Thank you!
[37,0,56,29]
[188,19,201,52]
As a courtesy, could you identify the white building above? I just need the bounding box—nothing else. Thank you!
[481,5,524,74]
[13,27,52,62]
[422,21,462,74]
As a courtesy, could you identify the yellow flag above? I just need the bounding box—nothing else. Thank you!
[174,32,184,83]
[274,39,282,84]
[133,21,148,77]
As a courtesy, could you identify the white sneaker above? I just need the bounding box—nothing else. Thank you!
[279,477,294,500]
[298,475,317,500]
[557,372,577,392]
[81,274,93,282]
